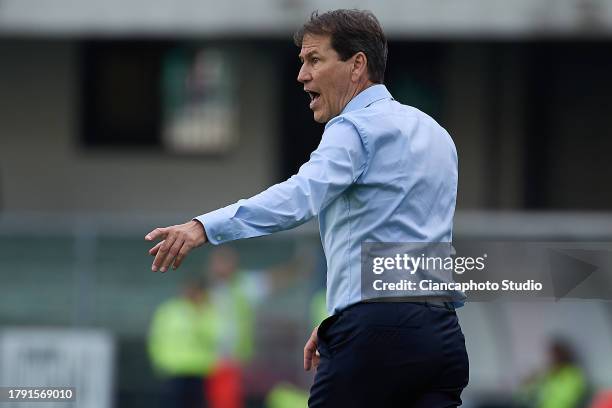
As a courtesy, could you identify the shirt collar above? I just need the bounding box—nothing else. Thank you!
[341,84,393,115]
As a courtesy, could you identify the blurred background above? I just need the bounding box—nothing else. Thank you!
[1,0,612,407]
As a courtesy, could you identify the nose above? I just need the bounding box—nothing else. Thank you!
[297,63,311,84]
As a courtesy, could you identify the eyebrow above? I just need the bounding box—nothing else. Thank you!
[299,50,318,62]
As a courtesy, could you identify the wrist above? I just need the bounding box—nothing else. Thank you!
[191,219,208,244]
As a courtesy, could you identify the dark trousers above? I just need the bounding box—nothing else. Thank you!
[309,302,469,408]
[164,376,207,408]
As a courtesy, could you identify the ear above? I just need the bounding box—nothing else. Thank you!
[351,52,368,82]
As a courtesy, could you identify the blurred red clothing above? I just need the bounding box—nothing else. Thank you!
[206,360,243,408]
[591,391,612,408]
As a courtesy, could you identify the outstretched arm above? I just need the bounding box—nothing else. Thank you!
[146,118,367,272]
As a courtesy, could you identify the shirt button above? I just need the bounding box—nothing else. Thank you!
[216,235,222,241]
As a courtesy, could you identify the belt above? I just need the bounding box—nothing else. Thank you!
[415,300,456,311]
[363,298,456,311]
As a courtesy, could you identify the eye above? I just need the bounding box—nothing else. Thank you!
[312,57,320,64]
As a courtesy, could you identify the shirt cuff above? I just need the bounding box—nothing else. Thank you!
[194,204,237,245]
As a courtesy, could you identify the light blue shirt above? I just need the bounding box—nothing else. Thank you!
[197,84,462,315]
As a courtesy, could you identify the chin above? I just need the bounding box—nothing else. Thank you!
[313,111,328,124]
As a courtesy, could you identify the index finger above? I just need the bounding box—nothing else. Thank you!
[145,227,168,241]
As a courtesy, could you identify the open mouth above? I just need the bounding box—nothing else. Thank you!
[306,91,320,108]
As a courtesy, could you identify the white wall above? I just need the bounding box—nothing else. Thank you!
[2,0,612,37]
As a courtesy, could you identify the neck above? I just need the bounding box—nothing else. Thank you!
[342,79,376,111]
[353,79,375,99]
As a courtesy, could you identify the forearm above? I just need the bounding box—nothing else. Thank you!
[195,177,319,245]
[195,119,367,245]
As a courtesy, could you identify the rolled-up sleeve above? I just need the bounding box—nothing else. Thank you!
[195,118,368,244]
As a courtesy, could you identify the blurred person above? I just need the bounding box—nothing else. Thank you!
[265,383,309,408]
[517,338,590,408]
[146,9,468,407]
[207,247,256,364]
[148,280,218,408]
[263,285,328,408]
[204,247,254,408]
[204,246,301,408]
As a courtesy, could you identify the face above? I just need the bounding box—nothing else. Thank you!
[209,248,238,282]
[297,34,357,123]
[184,285,204,304]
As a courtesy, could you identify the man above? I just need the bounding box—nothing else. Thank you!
[148,280,217,408]
[517,338,589,408]
[204,248,257,408]
[146,9,469,407]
